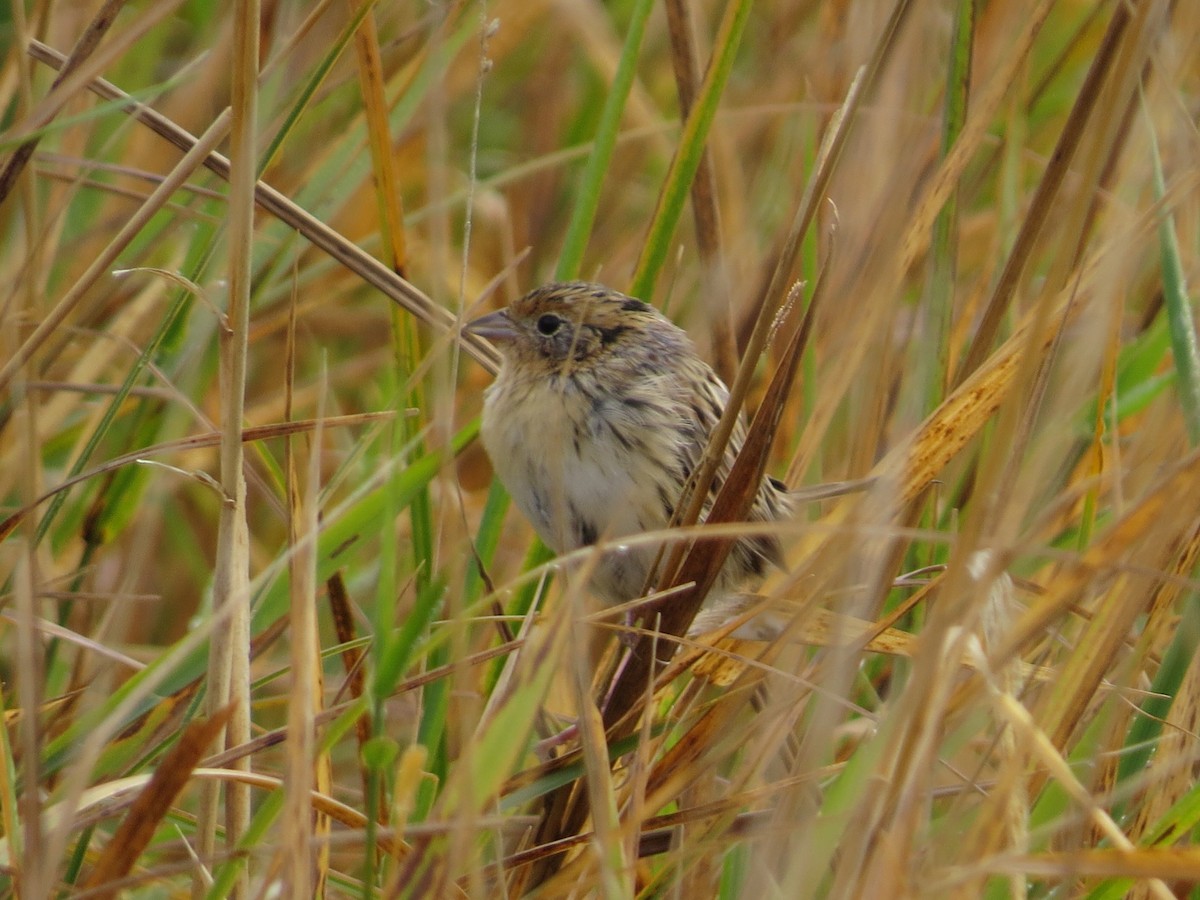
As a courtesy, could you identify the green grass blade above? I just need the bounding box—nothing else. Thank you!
[1115,98,1200,793]
[1146,100,1200,444]
[554,0,656,281]
[628,0,753,299]
[925,0,975,397]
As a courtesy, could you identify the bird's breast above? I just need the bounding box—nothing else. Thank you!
[480,373,679,558]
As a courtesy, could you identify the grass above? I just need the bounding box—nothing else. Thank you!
[1,0,1199,896]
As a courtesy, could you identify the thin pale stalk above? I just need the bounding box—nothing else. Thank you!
[202,1,258,894]
[281,296,324,893]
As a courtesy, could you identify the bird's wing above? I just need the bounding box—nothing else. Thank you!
[676,364,789,572]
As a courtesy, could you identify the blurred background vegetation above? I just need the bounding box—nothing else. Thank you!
[1,0,1199,896]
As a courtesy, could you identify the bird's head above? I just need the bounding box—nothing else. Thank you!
[465,281,679,375]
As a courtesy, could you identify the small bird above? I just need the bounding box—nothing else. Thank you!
[466,281,796,630]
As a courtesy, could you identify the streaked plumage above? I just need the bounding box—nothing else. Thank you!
[466,281,791,616]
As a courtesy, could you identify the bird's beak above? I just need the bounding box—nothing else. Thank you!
[464,309,519,343]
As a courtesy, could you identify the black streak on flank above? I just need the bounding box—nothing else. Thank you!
[579,518,599,546]
[743,542,769,579]
[609,423,634,452]
[657,484,675,519]
[529,481,550,526]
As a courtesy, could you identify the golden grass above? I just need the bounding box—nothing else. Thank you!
[1,0,1198,897]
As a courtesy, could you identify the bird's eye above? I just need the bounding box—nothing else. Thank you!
[536,314,562,336]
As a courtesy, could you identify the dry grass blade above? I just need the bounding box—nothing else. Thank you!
[198,2,259,890]
[1011,447,1195,637]
[648,50,870,651]
[0,412,391,542]
[895,0,1057,280]
[22,40,500,373]
[0,0,187,204]
[955,0,1137,384]
[325,569,375,811]
[661,0,734,381]
[1009,450,1200,735]
[979,848,1200,883]
[0,612,143,671]
[1127,597,1200,847]
[281,286,327,894]
[662,61,869,564]
[5,2,1198,895]
[961,641,1176,900]
[658,280,814,639]
[346,1,408,275]
[0,107,232,395]
[528,3,925,879]
[81,704,236,898]
[542,271,820,877]
[863,275,1080,511]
